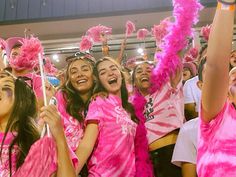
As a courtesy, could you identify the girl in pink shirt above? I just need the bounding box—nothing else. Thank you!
[55,54,96,176]
[76,57,138,177]
[0,70,76,177]
[197,1,236,176]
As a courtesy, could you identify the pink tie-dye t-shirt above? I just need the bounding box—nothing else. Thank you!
[144,82,185,144]
[197,101,236,177]
[0,132,18,177]
[55,91,84,152]
[86,94,137,177]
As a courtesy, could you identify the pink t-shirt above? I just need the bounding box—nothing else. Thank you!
[144,82,185,144]
[86,94,137,177]
[0,132,18,177]
[197,101,236,177]
[55,91,84,152]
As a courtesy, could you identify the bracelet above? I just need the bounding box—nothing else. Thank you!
[217,1,235,11]
[218,0,236,5]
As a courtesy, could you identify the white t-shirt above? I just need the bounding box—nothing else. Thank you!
[183,76,201,112]
[171,118,198,167]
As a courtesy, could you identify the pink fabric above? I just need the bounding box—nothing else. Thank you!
[55,91,84,152]
[13,137,57,177]
[144,82,185,144]
[0,132,18,177]
[197,101,236,177]
[86,94,137,177]
[25,73,43,100]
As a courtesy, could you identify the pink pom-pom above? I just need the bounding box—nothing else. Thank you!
[200,24,211,41]
[0,38,6,50]
[126,20,136,37]
[79,36,93,52]
[189,47,198,59]
[9,36,43,71]
[44,57,58,75]
[151,18,171,43]
[137,28,149,40]
[183,55,194,62]
[87,25,112,43]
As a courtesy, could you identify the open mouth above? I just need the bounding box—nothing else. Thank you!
[140,77,149,82]
[108,78,117,85]
[77,79,87,84]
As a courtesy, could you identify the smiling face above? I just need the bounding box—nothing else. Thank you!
[97,59,122,96]
[68,59,94,94]
[0,72,15,120]
[133,62,153,94]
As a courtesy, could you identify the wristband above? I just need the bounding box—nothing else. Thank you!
[217,1,235,11]
[218,0,236,5]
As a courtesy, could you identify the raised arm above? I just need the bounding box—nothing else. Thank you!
[202,0,235,122]
[116,38,127,64]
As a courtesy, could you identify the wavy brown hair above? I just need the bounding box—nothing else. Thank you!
[60,57,95,122]
[93,57,138,123]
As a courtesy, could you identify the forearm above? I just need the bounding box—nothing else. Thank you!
[56,136,76,177]
[181,162,197,177]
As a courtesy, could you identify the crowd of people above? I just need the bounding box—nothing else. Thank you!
[1,0,236,176]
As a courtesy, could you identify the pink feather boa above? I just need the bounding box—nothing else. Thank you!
[0,38,6,50]
[137,28,149,40]
[150,0,202,93]
[126,20,136,37]
[79,36,93,52]
[87,25,112,43]
[9,36,43,71]
[132,89,153,177]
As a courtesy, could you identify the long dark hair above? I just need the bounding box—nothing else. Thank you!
[60,57,95,122]
[0,76,40,176]
[93,57,138,123]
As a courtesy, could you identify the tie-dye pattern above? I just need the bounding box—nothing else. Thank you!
[86,94,137,177]
[197,101,236,177]
[144,82,185,144]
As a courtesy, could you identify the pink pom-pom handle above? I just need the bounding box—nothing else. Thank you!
[79,36,93,52]
[137,28,149,40]
[125,20,136,37]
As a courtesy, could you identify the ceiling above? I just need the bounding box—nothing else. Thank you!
[0,5,220,68]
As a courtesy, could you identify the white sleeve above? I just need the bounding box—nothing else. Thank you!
[183,80,195,104]
[171,125,197,167]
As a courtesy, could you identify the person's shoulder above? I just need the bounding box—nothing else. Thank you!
[181,118,199,132]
